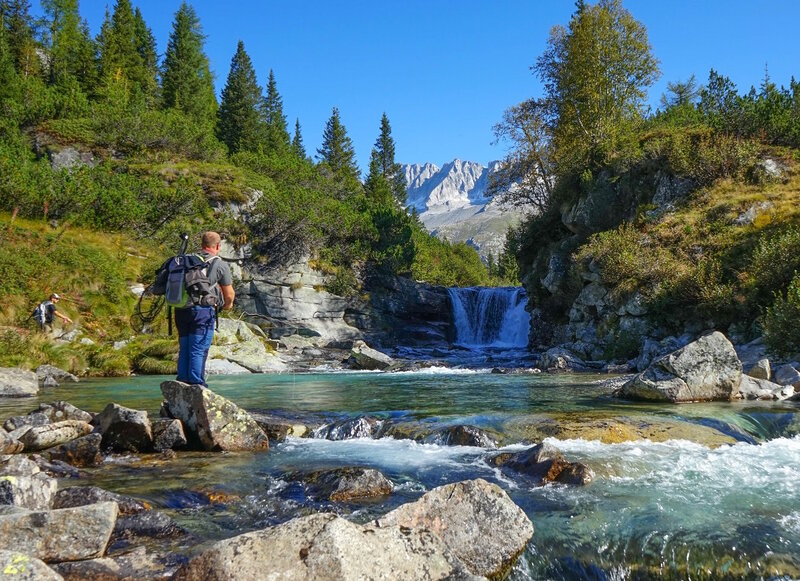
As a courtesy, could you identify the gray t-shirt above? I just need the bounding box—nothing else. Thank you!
[200,251,233,305]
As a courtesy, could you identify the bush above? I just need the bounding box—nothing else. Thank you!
[764,273,800,357]
[749,227,800,306]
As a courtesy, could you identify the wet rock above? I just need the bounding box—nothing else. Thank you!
[746,358,771,381]
[0,550,63,580]
[54,486,149,515]
[312,416,379,440]
[0,501,118,562]
[52,546,176,580]
[160,381,269,452]
[0,368,38,397]
[151,419,187,452]
[30,456,85,479]
[251,414,308,443]
[94,404,152,453]
[0,456,57,510]
[174,512,475,581]
[113,510,184,540]
[3,411,50,433]
[378,478,533,578]
[291,468,393,502]
[347,340,393,370]
[37,402,92,424]
[0,431,23,455]
[555,462,595,486]
[537,347,587,372]
[41,433,102,467]
[773,364,800,389]
[619,332,742,402]
[17,421,93,452]
[35,365,79,387]
[738,375,791,400]
[432,425,497,448]
[490,442,570,482]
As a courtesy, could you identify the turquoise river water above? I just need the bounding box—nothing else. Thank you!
[1,370,799,579]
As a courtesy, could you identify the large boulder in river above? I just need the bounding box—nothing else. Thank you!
[93,404,152,453]
[35,365,79,387]
[488,442,594,486]
[618,332,742,402]
[174,512,475,581]
[347,340,393,370]
[160,381,269,452]
[0,551,62,580]
[151,418,187,452]
[41,433,102,467]
[378,478,533,578]
[0,502,118,562]
[0,368,38,397]
[17,420,93,452]
[289,468,393,502]
[0,456,57,510]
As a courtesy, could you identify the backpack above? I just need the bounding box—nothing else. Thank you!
[152,254,220,309]
[31,301,52,326]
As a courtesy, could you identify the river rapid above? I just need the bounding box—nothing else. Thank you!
[2,370,799,579]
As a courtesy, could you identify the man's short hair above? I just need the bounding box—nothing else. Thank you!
[201,231,221,249]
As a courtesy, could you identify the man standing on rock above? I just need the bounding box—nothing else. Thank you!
[175,232,234,386]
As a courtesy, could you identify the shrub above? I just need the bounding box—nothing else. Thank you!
[749,227,800,306]
[764,273,800,357]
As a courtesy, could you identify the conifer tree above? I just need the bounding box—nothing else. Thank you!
[364,149,393,204]
[370,113,406,205]
[0,11,20,102]
[291,117,306,159]
[216,40,265,153]
[133,7,158,101]
[261,68,290,152]
[317,107,359,181]
[161,1,216,123]
[1,0,40,78]
[42,0,96,92]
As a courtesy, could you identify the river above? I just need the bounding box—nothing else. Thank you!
[2,370,799,579]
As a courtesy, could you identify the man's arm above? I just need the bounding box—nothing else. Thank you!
[54,309,73,324]
[220,284,235,310]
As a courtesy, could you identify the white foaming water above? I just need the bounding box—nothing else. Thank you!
[389,366,491,375]
[448,287,531,348]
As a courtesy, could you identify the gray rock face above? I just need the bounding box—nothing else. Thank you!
[46,145,95,171]
[52,546,175,581]
[41,434,102,467]
[619,332,742,402]
[0,368,39,397]
[94,404,152,453]
[735,336,767,370]
[378,478,533,578]
[151,419,187,452]
[174,512,475,581]
[773,364,800,388]
[738,375,793,400]
[347,341,393,370]
[0,501,117,562]
[54,486,149,515]
[17,421,93,452]
[0,431,23,455]
[0,550,63,580]
[538,347,586,372]
[35,366,79,387]
[0,456,57,510]
[160,381,269,452]
[746,358,771,381]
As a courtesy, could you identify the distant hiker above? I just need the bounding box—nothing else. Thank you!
[32,293,73,332]
[173,231,234,386]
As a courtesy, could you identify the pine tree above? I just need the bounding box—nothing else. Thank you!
[317,107,359,181]
[133,7,158,102]
[0,11,20,103]
[370,113,406,205]
[291,117,306,159]
[1,0,41,78]
[216,40,265,153]
[364,148,393,204]
[42,0,96,92]
[261,68,290,153]
[161,1,216,123]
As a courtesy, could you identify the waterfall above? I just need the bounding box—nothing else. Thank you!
[447,287,531,348]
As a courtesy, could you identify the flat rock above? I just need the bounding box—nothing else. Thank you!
[18,421,93,452]
[42,433,102,467]
[347,340,393,371]
[619,332,742,402]
[0,501,118,562]
[378,478,533,578]
[52,546,175,580]
[0,368,38,397]
[174,512,476,581]
[0,455,57,510]
[151,419,187,452]
[94,404,152,453]
[35,366,79,387]
[54,487,150,516]
[160,381,269,452]
[0,550,62,580]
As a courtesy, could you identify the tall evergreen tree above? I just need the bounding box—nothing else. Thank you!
[368,113,406,205]
[161,1,216,123]
[317,107,359,181]
[42,0,95,91]
[364,149,393,204]
[216,40,265,153]
[291,117,306,159]
[261,68,290,152]
[1,0,40,78]
[133,7,158,101]
[0,11,20,103]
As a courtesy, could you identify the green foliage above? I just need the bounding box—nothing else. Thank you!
[132,338,178,375]
[748,227,800,307]
[262,69,290,154]
[365,113,406,205]
[216,40,264,154]
[411,228,489,287]
[764,273,800,357]
[291,117,306,159]
[317,106,360,191]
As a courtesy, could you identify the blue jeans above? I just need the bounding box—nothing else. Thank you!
[175,307,215,386]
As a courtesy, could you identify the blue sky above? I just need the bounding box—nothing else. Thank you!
[52,1,800,170]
